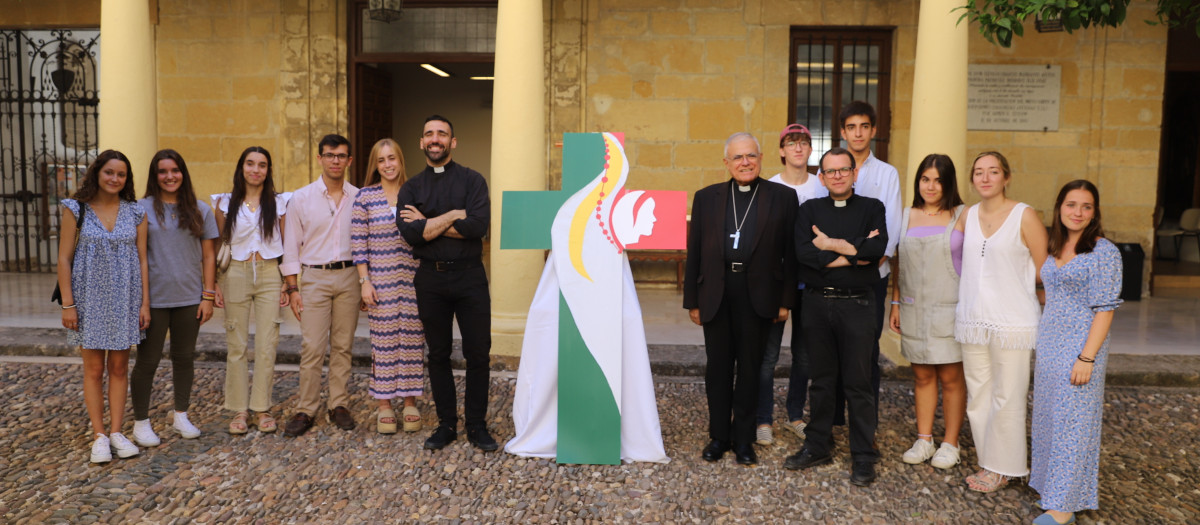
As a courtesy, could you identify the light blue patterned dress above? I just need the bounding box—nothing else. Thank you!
[1030,238,1123,512]
[62,198,146,350]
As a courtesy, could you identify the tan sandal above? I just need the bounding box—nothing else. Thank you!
[229,412,249,435]
[967,469,1009,493]
[401,405,422,433]
[377,408,398,434]
[255,412,277,433]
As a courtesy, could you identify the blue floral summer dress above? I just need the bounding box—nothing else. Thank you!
[1030,237,1123,512]
[62,198,146,350]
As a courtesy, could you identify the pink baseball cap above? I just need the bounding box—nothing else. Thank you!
[779,123,811,140]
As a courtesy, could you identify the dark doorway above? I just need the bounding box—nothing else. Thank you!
[1153,26,1200,294]
[348,1,496,186]
[1152,26,1200,264]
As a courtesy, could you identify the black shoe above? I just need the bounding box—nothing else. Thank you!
[328,406,356,431]
[733,443,757,466]
[283,413,313,437]
[466,427,499,452]
[701,439,731,462]
[850,461,877,486]
[423,426,458,450]
[782,448,833,470]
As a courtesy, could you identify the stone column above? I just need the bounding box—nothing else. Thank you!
[882,0,969,368]
[489,0,547,357]
[906,0,969,191]
[99,0,157,171]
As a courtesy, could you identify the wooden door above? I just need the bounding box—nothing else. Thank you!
[353,64,393,186]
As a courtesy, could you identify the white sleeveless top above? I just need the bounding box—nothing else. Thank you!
[955,202,1040,349]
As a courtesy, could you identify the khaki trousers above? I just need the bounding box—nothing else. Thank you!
[296,266,361,416]
[221,259,282,413]
[963,341,1032,477]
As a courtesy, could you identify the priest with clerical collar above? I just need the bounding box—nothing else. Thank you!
[683,132,799,467]
[783,146,888,487]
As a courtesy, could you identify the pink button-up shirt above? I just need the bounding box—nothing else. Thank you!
[280,178,359,276]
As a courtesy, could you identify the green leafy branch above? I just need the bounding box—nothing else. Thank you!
[958,0,1200,48]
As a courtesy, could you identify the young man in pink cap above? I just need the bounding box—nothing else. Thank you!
[754,123,828,447]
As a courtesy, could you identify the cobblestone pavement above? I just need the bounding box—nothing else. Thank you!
[1,360,1197,524]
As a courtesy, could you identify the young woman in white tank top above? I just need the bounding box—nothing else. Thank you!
[955,151,1048,493]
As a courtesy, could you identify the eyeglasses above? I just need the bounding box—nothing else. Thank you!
[784,141,811,149]
[822,167,854,178]
[320,153,350,161]
[727,153,761,163]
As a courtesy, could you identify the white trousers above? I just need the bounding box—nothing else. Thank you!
[962,341,1031,477]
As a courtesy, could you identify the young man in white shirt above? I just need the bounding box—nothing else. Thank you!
[837,101,902,419]
[754,124,828,447]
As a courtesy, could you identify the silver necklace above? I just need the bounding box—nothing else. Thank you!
[729,183,759,250]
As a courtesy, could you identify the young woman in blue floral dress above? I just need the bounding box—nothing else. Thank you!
[57,150,151,463]
[1030,180,1122,525]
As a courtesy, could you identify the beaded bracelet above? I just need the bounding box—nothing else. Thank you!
[284,285,299,295]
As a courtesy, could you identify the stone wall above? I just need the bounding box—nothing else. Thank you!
[964,2,1164,254]
[550,0,1164,291]
[155,0,348,200]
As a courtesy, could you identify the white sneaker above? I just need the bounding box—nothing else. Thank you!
[132,419,160,447]
[902,438,936,464]
[755,425,774,446]
[109,432,140,459]
[90,434,112,464]
[930,442,961,469]
[173,411,201,439]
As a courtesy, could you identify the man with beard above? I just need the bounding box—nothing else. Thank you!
[396,115,497,452]
[281,134,361,437]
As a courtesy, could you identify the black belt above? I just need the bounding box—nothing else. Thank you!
[809,286,870,299]
[429,258,483,272]
[304,260,354,270]
[726,262,746,273]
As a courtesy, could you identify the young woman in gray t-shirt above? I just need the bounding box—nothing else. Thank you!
[129,149,220,447]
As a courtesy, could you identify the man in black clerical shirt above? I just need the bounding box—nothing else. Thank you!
[782,147,886,486]
[683,132,799,466]
[396,115,497,452]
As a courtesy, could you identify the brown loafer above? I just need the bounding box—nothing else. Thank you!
[283,413,313,437]
[328,406,356,431]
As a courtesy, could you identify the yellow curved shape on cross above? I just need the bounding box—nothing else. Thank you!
[568,134,624,282]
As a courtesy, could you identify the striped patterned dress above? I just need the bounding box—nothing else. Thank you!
[351,184,425,399]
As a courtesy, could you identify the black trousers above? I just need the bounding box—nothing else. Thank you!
[132,305,200,420]
[802,289,880,462]
[413,264,491,430]
[702,270,771,445]
[833,274,886,424]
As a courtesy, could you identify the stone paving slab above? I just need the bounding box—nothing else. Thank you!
[1,361,1198,524]
[3,327,1199,387]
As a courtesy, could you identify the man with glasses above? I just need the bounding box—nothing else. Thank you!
[281,134,361,437]
[754,124,829,447]
[684,132,799,466]
[783,147,887,487]
[396,115,497,452]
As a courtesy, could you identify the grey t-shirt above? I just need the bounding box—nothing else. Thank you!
[139,198,220,308]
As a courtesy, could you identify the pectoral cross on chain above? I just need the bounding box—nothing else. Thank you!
[730,231,741,250]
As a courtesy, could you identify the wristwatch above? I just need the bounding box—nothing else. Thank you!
[359,276,370,284]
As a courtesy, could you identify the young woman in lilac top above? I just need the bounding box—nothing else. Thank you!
[888,153,967,469]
